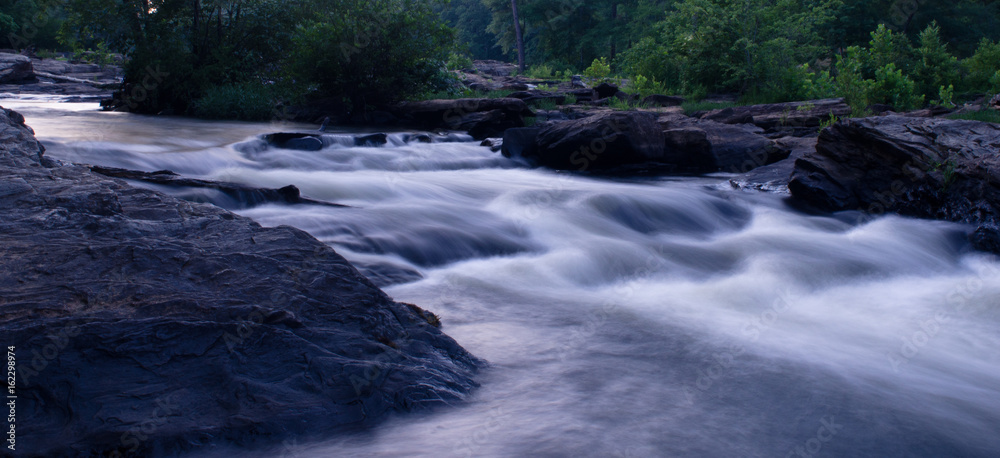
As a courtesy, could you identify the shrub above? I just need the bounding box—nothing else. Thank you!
[583,57,612,81]
[193,83,277,121]
[963,39,1000,92]
[617,36,680,91]
[912,22,959,99]
[931,85,955,108]
[630,74,669,98]
[865,24,914,77]
[834,47,876,115]
[446,52,475,71]
[871,63,924,111]
[526,63,555,79]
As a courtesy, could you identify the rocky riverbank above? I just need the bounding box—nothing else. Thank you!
[0,106,482,456]
[0,51,120,101]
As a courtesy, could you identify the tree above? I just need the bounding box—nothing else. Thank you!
[511,0,525,72]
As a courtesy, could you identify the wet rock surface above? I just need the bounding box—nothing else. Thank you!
[0,107,482,456]
[789,115,1000,252]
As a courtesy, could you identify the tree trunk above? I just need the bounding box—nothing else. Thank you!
[610,2,618,62]
[511,0,525,73]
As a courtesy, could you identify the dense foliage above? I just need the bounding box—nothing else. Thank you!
[5,0,454,118]
[4,0,999,118]
[472,0,1000,109]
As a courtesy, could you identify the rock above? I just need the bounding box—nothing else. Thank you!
[788,116,1000,252]
[263,132,324,151]
[480,138,503,152]
[658,114,791,173]
[989,94,1000,110]
[500,127,541,160]
[568,88,597,103]
[527,111,665,171]
[505,90,567,105]
[661,127,714,171]
[473,60,517,77]
[0,106,482,456]
[700,98,852,135]
[393,98,534,140]
[642,94,686,108]
[702,107,754,125]
[355,133,388,146]
[89,166,348,209]
[594,82,620,100]
[571,75,587,89]
[730,137,818,192]
[0,53,35,84]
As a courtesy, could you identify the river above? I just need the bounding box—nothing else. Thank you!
[6,97,1000,457]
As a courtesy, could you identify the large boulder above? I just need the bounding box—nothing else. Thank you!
[519,111,665,171]
[0,53,35,84]
[788,116,1000,251]
[658,114,790,173]
[700,98,852,136]
[393,98,534,140]
[0,107,482,456]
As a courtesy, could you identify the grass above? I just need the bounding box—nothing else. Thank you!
[949,109,1000,124]
[608,97,642,111]
[530,98,559,111]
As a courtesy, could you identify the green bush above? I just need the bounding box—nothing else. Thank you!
[963,39,1000,92]
[526,63,555,79]
[446,52,475,71]
[864,24,915,76]
[617,36,680,91]
[193,83,277,121]
[949,109,1000,124]
[834,47,876,115]
[630,74,669,98]
[583,57,612,81]
[871,63,924,111]
[912,22,959,99]
[931,85,956,107]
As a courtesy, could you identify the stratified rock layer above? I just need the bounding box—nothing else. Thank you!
[0,107,481,457]
[789,115,1000,251]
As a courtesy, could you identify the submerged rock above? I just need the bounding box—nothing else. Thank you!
[789,115,1000,252]
[0,107,482,456]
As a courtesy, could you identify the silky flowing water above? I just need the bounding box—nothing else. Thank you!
[7,97,1000,457]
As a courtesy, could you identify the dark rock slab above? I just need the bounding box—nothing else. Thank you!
[700,98,852,135]
[500,127,541,160]
[0,107,482,456]
[505,90,567,105]
[528,111,664,171]
[658,114,790,173]
[788,115,1000,252]
[0,53,35,84]
[594,83,620,100]
[730,137,818,191]
[89,166,348,209]
[393,98,534,140]
[263,132,325,151]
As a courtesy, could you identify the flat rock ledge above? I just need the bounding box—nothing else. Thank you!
[0,107,482,457]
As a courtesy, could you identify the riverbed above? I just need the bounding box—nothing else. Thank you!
[6,97,1000,457]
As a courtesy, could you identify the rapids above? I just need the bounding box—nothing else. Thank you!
[6,97,999,457]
